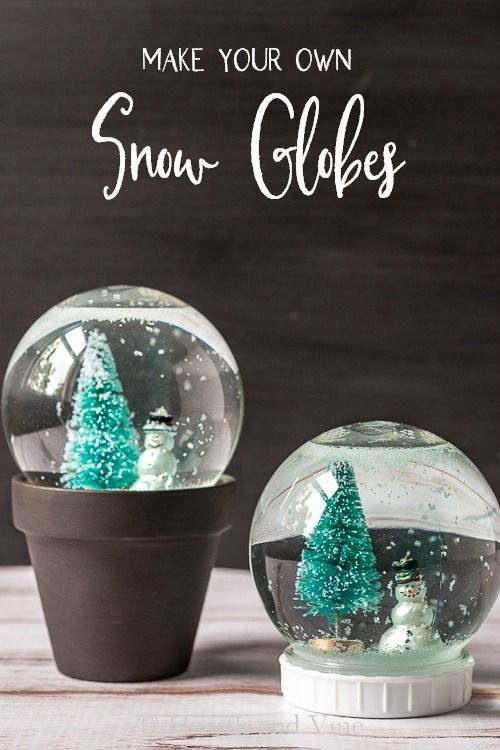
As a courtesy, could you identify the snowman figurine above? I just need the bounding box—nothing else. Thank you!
[379,553,441,653]
[131,407,178,491]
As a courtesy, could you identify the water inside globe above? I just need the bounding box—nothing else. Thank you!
[2,286,243,490]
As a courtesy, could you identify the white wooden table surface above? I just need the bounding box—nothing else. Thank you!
[0,567,499,750]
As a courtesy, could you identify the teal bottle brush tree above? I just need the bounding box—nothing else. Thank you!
[61,330,140,490]
[295,460,381,640]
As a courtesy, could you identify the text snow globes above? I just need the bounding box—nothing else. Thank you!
[3,285,242,681]
[250,421,500,718]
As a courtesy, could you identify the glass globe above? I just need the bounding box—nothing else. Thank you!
[2,285,243,490]
[250,421,500,676]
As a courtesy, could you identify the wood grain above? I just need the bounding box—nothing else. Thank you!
[0,2,498,567]
[0,567,499,749]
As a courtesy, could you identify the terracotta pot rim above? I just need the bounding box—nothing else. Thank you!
[12,474,235,540]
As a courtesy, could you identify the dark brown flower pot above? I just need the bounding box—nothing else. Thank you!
[12,474,234,682]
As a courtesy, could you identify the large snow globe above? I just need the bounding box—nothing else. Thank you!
[3,285,243,490]
[250,421,500,717]
[5,285,242,682]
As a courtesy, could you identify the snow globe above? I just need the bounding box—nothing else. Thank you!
[250,421,500,717]
[3,285,242,682]
[3,284,243,490]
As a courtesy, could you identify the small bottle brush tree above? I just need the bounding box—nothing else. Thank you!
[295,461,381,638]
[61,330,140,490]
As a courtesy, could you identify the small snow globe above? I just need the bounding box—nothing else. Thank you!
[2,285,243,490]
[250,421,500,717]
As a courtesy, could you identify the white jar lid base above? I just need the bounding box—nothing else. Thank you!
[280,649,474,718]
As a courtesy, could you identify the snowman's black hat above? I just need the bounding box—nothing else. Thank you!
[144,407,175,432]
[392,552,422,583]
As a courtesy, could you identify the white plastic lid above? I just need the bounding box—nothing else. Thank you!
[280,649,474,718]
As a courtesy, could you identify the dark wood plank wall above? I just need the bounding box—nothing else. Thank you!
[0,1,498,566]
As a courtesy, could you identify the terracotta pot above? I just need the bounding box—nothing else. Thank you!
[12,474,234,682]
